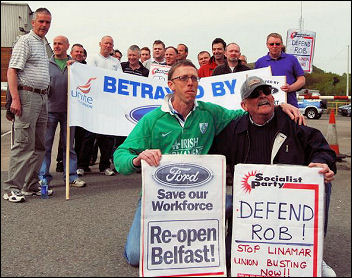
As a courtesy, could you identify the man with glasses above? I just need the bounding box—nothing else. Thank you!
[113,60,303,267]
[255,33,305,107]
[210,76,336,277]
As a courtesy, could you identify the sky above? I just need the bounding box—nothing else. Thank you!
[8,1,352,75]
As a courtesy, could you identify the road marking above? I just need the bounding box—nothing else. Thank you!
[1,131,11,137]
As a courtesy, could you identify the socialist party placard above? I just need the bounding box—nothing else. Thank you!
[140,155,227,277]
[231,164,325,277]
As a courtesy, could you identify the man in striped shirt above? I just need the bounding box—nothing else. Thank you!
[3,8,52,203]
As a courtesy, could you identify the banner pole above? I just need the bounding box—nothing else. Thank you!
[66,65,71,200]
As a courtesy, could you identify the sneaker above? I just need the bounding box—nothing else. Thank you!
[56,161,64,172]
[322,261,336,277]
[76,168,85,176]
[3,189,25,203]
[22,187,53,196]
[103,168,115,176]
[70,179,86,187]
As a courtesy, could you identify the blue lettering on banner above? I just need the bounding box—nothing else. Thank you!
[102,75,172,99]
[196,85,204,99]
[104,76,116,93]
[211,79,237,97]
[212,82,225,96]
[118,78,129,95]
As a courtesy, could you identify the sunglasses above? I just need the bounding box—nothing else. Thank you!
[268,43,281,46]
[248,86,272,99]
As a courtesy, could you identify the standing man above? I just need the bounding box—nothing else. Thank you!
[140,47,151,63]
[39,36,86,188]
[255,32,305,107]
[198,38,227,78]
[143,40,167,70]
[176,43,188,61]
[197,51,211,68]
[3,8,52,203]
[121,45,149,77]
[82,35,121,176]
[212,43,250,75]
[165,46,178,66]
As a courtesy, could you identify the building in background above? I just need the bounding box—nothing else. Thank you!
[1,2,53,106]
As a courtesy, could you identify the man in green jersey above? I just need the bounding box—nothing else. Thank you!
[113,59,302,267]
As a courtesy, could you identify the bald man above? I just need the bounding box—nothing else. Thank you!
[39,35,86,189]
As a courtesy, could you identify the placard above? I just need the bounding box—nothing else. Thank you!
[140,154,227,277]
[231,164,324,277]
[286,29,316,73]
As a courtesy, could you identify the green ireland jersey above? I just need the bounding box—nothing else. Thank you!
[113,99,245,175]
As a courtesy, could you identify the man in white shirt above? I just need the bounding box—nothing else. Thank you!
[90,36,122,72]
[78,35,121,176]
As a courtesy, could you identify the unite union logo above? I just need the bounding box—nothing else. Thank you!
[153,163,213,188]
[76,77,97,94]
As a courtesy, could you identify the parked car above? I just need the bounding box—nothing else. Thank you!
[338,104,351,117]
[298,99,327,119]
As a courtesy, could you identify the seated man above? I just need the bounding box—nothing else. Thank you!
[210,76,337,277]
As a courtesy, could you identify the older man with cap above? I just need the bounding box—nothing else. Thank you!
[210,75,337,277]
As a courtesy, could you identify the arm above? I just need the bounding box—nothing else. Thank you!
[113,115,160,174]
[7,68,21,116]
[280,102,306,125]
[298,125,337,175]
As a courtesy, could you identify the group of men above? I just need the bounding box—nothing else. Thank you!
[3,6,336,277]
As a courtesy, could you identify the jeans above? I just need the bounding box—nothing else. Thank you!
[39,112,78,183]
[124,195,234,267]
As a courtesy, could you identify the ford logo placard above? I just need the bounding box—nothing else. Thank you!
[153,163,213,188]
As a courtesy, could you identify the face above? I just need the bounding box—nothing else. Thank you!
[212,42,225,61]
[240,55,247,65]
[99,36,114,57]
[168,65,198,106]
[153,43,165,60]
[241,87,275,119]
[226,44,241,63]
[165,48,177,66]
[198,52,211,67]
[71,46,85,62]
[127,50,140,66]
[267,36,283,58]
[140,50,150,62]
[114,52,122,60]
[177,44,187,60]
[53,36,69,58]
[31,12,51,38]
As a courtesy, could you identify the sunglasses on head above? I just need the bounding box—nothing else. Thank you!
[268,43,281,46]
[248,86,272,99]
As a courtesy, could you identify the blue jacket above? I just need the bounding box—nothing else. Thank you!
[48,55,70,112]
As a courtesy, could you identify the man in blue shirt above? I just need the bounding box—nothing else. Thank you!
[255,32,305,107]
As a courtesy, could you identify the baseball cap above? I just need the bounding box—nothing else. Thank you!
[240,76,272,100]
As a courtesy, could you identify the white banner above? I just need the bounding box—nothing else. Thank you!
[140,154,227,277]
[231,164,324,277]
[69,63,286,136]
[286,29,316,73]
